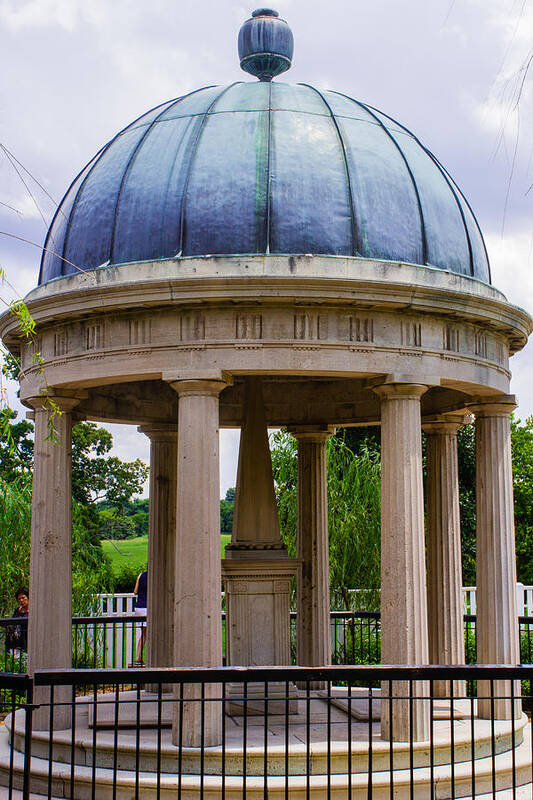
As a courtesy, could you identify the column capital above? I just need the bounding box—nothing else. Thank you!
[468,394,517,418]
[373,382,428,401]
[288,424,337,442]
[138,422,178,441]
[26,389,86,413]
[422,414,471,436]
[163,370,233,396]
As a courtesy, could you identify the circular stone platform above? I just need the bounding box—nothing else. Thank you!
[1,690,532,798]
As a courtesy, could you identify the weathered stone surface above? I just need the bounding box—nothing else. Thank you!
[291,427,335,687]
[27,393,81,731]
[139,424,178,686]
[375,383,429,742]
[423,417,466,699]
[168,379,228,746]
[471,398,521,720]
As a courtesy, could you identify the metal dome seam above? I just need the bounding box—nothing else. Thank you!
[177,83,242,256]
[300,84,359,258]
[366,102,476,278]
[334,92,429,267]
[56,97,178,280]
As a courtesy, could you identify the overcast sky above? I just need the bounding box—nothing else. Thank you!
[1,0,532,496]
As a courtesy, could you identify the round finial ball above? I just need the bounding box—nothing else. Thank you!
[238,8,294,81]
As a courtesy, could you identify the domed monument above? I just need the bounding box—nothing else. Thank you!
[1,7,532,795]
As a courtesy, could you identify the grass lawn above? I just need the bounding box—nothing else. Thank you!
[102,534,232,577]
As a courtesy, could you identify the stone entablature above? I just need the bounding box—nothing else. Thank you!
[1,256,529,412]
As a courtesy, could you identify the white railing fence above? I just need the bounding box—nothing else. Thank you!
[93,593,138,667]
[95,586,533,619]
[92,585,532,664]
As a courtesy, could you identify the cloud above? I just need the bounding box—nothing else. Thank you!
[0,0,83,31]
[485,227,533,312]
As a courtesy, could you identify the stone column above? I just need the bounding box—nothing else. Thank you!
[422,417,466,700]
[139,424,178,685]
[374,383,429,742]
[470,397,520,720]
[28,393,81,731]
[168,378,228,746]
[291,426,335,684]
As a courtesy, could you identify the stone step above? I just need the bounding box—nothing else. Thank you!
[7,707,528,777]
[1,723,532,799]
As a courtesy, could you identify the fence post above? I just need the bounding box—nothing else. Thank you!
[22,678,33,800]
[516,583,525,617]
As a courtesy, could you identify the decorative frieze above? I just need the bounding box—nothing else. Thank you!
[402,321,422,347]
[54,329,68,357]
[85,323,104,351]
[24,336,42,367]
[475,331,487,359]
[294,312,328,341]
[443,324,460,352]
[179,312,205,341]
[351,315,374,343]
[235,313,262,340]
[129,318,151,346]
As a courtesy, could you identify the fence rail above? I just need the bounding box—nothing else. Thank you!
[3,612,533,676]
[1,665,533,799]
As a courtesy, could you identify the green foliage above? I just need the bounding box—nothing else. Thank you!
[270,429,382,610]
[0,479,114,617]
[71,504,115,615]
[220,487,236,534]
[113,563,143,594]
[1,351,21,382]
[456,424,477,585]
[0,477,32,617]
[328,433,381,610]
[96,497,149,540]
[455,417,533,585]
[269,430,298,558]
[72,422,148,506]
[0,407,33,482]
[97,509,137,540]
[511,416,533,583]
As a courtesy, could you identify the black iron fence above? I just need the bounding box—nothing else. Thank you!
[2,612,533,673]
[0,665,532,799]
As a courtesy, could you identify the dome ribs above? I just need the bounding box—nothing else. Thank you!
[108,87,216,266]
[265,80,273,254]
[425,157,492,283]
[334,91,429,268]
[58,98,177,279]
[38,84,491,285]
[367,103,476,279]
[176,83,242,257]
[299,83,359,258]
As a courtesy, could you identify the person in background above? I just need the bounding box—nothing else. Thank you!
[133,568,147,665]
[7,587,29,655]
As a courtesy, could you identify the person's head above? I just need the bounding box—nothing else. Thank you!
[15,588,29,611]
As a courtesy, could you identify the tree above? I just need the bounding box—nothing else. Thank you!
[510,416,533,583]
[72,422,148,506]
[0,476,114,616]
[0,477,32,617]
[0,407,34,482]
[270,430,381,610]
[97,509,137,540]
[220,487,235,534]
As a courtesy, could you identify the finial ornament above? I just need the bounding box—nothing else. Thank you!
[238,8,294,81]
